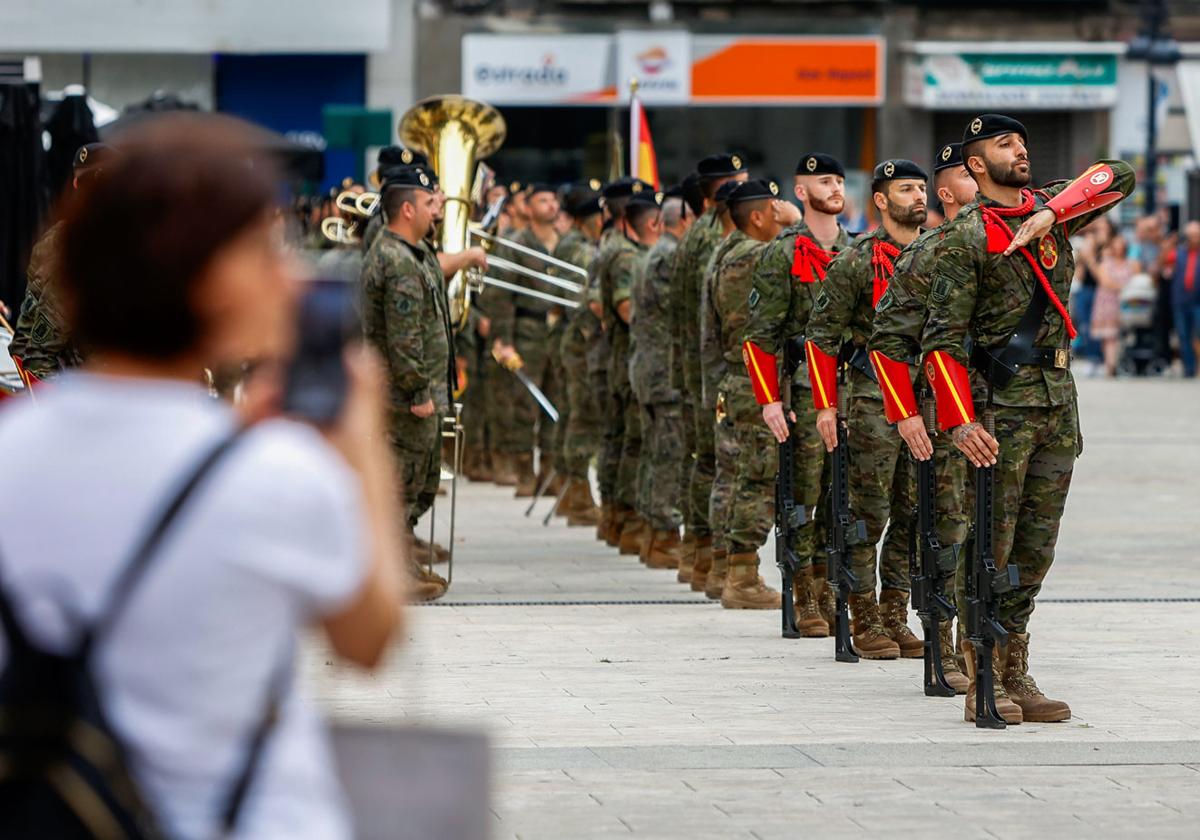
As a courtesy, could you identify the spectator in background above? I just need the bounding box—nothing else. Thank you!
[1091,233,1134,377]
[1073,217,1115,368]
[0,117,405,838]
[1170,220,1200,378]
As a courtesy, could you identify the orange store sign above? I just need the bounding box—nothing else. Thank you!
[691,36,884,105]
[464,33,885,106]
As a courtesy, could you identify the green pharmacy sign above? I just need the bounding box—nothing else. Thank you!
[908,53,1119,109]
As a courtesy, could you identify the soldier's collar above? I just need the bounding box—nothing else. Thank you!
[384,228,430,257]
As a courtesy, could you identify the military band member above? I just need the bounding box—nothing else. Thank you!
[489,184,564,497]
[556,182,606,525]
[629,185,692,567]
[918,114,1135,722]
[669,154,749,591]
[705,179,798,608]
[743,153,853,635]
[867,142,979,693]
[9,143,117,383]
[360,168,454,602]
[361,147,430,254]
[805,159,929,659]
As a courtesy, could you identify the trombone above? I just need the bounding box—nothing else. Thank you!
[321,189,379,245]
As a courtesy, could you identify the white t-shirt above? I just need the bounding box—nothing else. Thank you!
[0,373,368,839]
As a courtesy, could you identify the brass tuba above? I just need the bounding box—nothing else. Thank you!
[399,95,506,333]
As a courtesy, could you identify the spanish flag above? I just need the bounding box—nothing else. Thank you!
[629,92,660,190]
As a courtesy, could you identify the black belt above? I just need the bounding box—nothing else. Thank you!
[972,343,1069,379]
[846,346,877,383]
[515,306,548,321]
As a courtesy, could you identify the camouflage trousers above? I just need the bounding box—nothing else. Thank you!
[462,340,490,454]
[589,332,614,503]
[542,315,567,470]
[846,390,914,594]
[688,392,716,539]
[679,398,695,528]
[721,374,774,556]
[710,406,738,556]
[962,401,1078,634]
[390,410,441,530]
[560,318,602,481]
[612,369,643,512]
[636,401,685,530]
[497,314,554,456]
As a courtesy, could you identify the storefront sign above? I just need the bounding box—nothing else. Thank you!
[906,51,1119,110]
[616,30,690,104]
[691,36,884,105]
[463,32,884,106]
[463,34,614,104]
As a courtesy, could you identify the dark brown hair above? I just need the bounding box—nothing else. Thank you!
[59,115,279,358]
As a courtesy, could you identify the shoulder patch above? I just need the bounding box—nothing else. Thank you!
[930,276,952,305]
[748,288,761,309]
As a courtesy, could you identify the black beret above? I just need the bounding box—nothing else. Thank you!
[963,113,1028,147]
[508,180,524,194]
[726,178,781,205]
[74,142,118,174]
[663,182,685,200]
[627,189,664,210]
[378,146,428,169]
[933,142,964,174]
[603,177,654,200]
[872,159,928,183]
[795,153,844,178]
[563,184,603,218]
[714,179,742,204]
[381,166,436,193]
[697,153,747,180]
[528,182,558,198]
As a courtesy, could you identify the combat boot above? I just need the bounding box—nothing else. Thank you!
[704,548,729,600]
[812,563,837,631]
[513,454,538,497]
[676,532,698,583]
[638,520,654,563]
[618,513,645,555]
[492,452,518,486]
[566,480,601,527]
[411,534,450,564]
[690,535,713,592]
[606,506,627,548]
[721,556,782,610]
[962,639,1022,724]
[879,588,924,658]
[646,529,681,569]
[940,622,969,694]
[410,564,448,603]
[847,592,901,659]
[1003,632,1071,722]
[553,479,575,518]
[792,567,829,637]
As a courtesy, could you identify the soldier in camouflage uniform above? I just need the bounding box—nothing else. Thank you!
[867,142,978,693]
[744,153,854,636]
[629,186,692,567]
[593,179,651,546]
[555,183,605,525]
[488,184,564,497]
[805,159,930,660]
[8,143,116,382]
[670,154,749,592]
[917,114,1134,723]
[704,179,797,609]
[602,185,658,556]
[360,168,455,602]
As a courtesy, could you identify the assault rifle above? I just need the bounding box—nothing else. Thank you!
[908,394,960,697]
[777,337,807,639]
[827,350,866,663]
[965,403,1019,728]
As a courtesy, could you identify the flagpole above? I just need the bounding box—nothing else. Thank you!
[628,76,640,183]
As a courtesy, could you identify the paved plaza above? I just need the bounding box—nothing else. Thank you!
[309,377,1200,839]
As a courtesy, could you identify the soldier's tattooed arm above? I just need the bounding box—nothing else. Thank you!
[952,421,998,468]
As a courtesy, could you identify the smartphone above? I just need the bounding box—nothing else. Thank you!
[282,278,360,425]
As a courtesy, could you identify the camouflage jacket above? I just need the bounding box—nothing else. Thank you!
[869,225,947,390]
[807,226,905,402]
[629,231,680,405]
[699,230,755,411]
[9,223,82,380]
[602,233,645,387]
[582,228,623,376]
[670,208,724,396]
[489,226,560,343]
[921,161,1136,409]
[745,219,852,392]
[361,230,453,414]
[361,212,385,254]
[554,228,596,291]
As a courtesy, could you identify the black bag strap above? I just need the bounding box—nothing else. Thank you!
[971,279,1050,389]
[81,426,247,659]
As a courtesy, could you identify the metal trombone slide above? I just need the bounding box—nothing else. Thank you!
[427,402,464,585]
